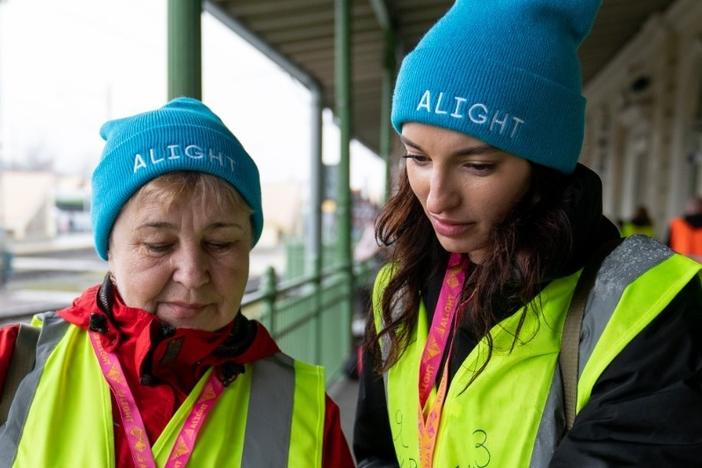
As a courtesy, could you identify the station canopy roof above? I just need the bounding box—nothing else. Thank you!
[207,0,675,154]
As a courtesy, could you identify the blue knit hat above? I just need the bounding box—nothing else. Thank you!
[91,97,263,260]
[391,0,602,174]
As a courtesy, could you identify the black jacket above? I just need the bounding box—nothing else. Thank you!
[354,166,702,467]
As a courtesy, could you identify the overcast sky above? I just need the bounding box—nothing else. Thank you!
[0,0,385,201]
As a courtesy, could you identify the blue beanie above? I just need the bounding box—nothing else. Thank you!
[391,0,602,174]
[91,97,263,260]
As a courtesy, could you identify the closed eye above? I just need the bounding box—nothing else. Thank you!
[143,243,174,254]
[464,163,496,174]
[402,153,430,165]
[205,241,235,252]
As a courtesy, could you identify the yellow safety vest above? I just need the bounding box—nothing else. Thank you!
[621,221,654,238]
[0,314,325,468]
[373,236,700,468]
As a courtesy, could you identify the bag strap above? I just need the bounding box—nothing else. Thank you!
[560,237,623,432]
[0,323,40,425]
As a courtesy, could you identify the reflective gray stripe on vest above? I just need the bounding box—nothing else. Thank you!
[578,236,671,373]
[0,313,69,468]
[529,364,565,467]
[529,236,673,467]
[241,352,296,468]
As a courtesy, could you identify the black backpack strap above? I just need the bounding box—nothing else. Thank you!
[560,237,623,431]
[0,324,40,426]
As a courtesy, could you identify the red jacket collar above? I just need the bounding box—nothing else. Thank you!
[58,282,279,394]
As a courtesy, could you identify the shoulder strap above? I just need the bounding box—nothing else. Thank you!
[559,237,623,431]
[0,323,40,426]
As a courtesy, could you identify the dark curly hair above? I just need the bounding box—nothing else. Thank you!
[366,162,575,381]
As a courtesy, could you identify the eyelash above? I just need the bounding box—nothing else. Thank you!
[465,163,495,174]
[144,243,173,254]
[205,241,234,252]
[402,153,429,164]
[142,241,235,255]
[402,154,496,174]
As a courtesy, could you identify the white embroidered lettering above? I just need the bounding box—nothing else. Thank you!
[167,145,181,160]
[468,103,488,124]
[227,157,236,172]
[133,154,147,173]
[149,148,165,164]
[450,97,467,119]
[209,149,224,167]
[416,90,432,112]
[185,145,204,159]
[510,117,525,139]
[434,92,448,115]
[490,111,509,134]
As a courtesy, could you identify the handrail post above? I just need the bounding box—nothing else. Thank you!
[261,266,277,336]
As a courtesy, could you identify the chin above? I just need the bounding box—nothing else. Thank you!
[436,236,474,254]
[437,236,488,262]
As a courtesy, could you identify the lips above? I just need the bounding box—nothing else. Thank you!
[430,216,474,237]
[161,301,209,317]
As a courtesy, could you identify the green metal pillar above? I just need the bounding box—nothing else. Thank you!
[335,0,353,356]
[310,90,324,364]
[168,0,202,100]
[380,30,396,201]
[308,90,324,277]
[335,0,352,269]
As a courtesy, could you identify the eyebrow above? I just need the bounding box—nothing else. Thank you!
[400,135,496,157]
[136,221,245,231]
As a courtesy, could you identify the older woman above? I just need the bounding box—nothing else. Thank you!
[354,1,702,467]
[0,97,353,467]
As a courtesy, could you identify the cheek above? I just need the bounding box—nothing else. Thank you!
[212,251,250,289]
[406,168,428,204]
[111,254,172,310]
[480,180,528,225]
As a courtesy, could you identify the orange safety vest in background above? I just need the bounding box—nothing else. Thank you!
[669,217,702,256]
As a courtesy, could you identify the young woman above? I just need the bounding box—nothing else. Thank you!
[0,97,354,467]
[354,1,702,467]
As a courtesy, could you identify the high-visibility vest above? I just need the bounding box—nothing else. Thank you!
[621,221,654,238]
[373,236,701,468]
[0,313,326,468]
[669,217,702,256]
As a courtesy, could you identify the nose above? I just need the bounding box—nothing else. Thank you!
[425,168,460,215]
[172,244,210,289]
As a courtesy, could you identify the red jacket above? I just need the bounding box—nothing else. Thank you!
[0,284,354,468]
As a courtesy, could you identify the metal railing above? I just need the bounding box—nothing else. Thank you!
[0,260,375,383]
[241,260,374,383]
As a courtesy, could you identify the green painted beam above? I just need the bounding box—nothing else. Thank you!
[335,0,353,357]
[168,0,202,100]
[335,0,352,270]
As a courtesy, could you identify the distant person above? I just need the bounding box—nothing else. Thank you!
[621,205,655,237]
[0,98,353,467]
[668,195,702,262]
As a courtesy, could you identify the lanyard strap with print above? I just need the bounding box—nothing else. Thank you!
[417,253,469,467]
[89,331,225,468]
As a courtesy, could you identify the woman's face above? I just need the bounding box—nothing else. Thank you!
[108,186,252,331]
[402,123,532,262]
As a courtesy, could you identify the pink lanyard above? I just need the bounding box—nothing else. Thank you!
[89,331,225,468]
[417,253,469,467]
